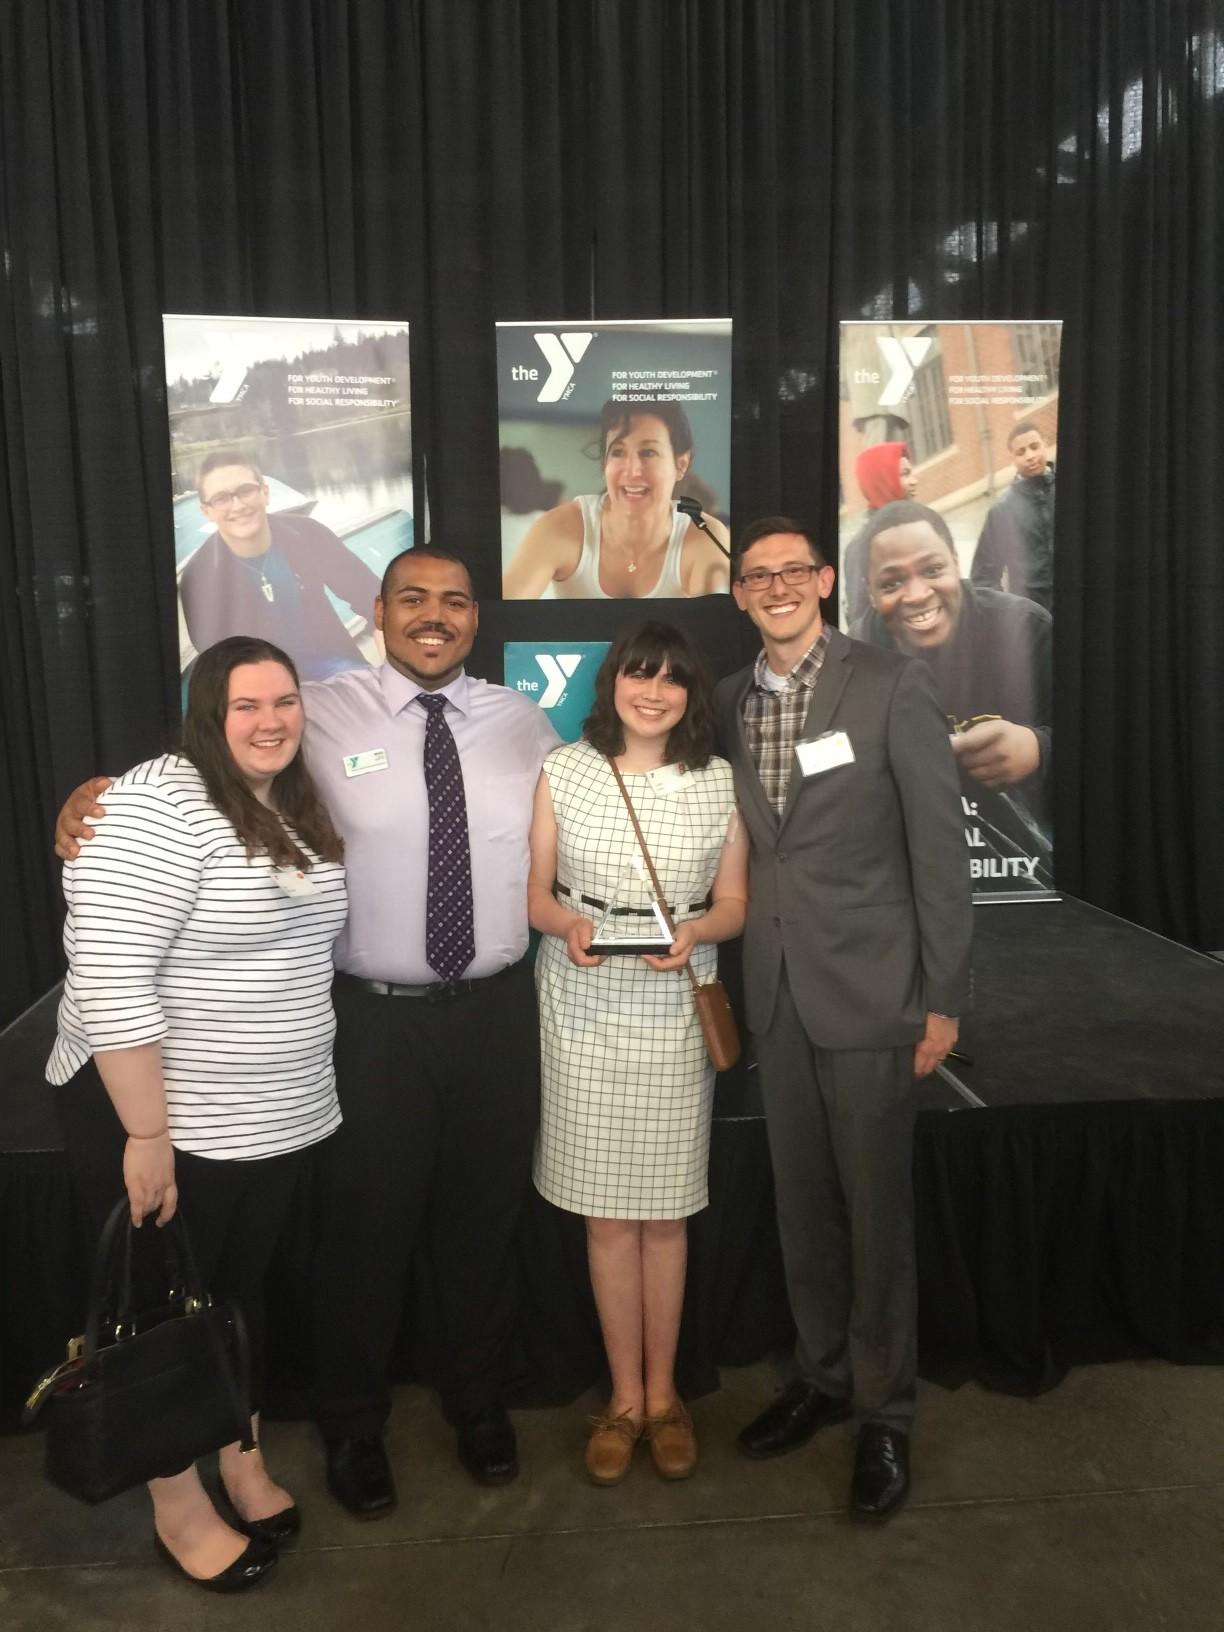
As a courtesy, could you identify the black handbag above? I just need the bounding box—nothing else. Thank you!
[24,1199,254,1504]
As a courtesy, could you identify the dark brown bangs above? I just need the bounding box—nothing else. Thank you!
[615,624,695,691]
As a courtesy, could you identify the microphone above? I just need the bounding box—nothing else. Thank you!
[676,496,731,560]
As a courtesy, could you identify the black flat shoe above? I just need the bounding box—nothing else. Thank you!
[736,1379,853,1459]
[325,1435,397,1519]
[153,1531,276,1593]
[216,1480,302,1545]
[850,1424,910,1521]
[456,1404,518,1486]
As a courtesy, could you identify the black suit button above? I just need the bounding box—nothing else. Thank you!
[777,853,787,862]
[771,915,781,927]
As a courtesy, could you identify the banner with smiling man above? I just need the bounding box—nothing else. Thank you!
[838,320,1061,901]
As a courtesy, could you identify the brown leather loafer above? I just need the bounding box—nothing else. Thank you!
[644,1404,697,1480]
[584,1411,641,1486]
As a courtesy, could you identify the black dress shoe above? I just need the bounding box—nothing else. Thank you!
[153,1531,276,1593]
[456,1404,518,1486]
[215,1480,302,1545]
[850,1424,910,1521]
[325,1436,397,1519]
[736,1379,853,1459]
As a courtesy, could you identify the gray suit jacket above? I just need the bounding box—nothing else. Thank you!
[716,625,972,1049]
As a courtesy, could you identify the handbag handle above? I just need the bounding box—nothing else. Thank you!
[604,757,702,1002]
[110,1211,196,1334]
[85,1201,210,1360]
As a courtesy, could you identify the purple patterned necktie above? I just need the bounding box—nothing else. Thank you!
[416,693,475,981]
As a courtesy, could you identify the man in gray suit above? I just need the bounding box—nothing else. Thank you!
[716,515,972,1520]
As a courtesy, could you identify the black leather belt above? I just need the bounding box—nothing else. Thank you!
[555,883,707,916]
[336,964,518,1002]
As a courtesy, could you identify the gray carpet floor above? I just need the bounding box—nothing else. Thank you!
[3,1356,1223,1630]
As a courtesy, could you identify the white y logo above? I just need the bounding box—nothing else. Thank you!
[533,332,594,402]
[536,653,581,708]
[876,336,933,407]
[208,360,250,406]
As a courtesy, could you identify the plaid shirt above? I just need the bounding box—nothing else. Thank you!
[742,628,831,815]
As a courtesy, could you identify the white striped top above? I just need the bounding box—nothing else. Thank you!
[46,754,348,1161]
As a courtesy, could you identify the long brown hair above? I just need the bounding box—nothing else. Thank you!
[180,637,344,868]
[583,621,716,769]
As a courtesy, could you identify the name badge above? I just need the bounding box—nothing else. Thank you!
[646,764,693,797]
[343,748,389,778]
[795,731,856,778]
[275,867,316,898]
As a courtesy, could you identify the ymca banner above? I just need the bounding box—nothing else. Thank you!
[163,314,413,684]
[497,318,732,601]
[838,320,1061,901]
[503,642,610,744]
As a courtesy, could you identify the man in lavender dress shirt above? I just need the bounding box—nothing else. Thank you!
[55,546,559,1519]
[303,547,558,1514]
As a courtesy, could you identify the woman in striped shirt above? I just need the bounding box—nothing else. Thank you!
[47,636,347,1592]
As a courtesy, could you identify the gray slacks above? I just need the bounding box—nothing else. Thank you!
[754,965,917,1430]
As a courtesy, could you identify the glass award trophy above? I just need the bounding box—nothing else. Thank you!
[587,858,675,956]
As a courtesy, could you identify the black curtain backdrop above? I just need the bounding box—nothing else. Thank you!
[2,0,1222,1026]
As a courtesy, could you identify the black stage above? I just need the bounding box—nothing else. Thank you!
[3,897,1223,1430]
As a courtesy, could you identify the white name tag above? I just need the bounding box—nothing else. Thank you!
[342,748,389,778]
[795,731,856,778]
[275,867,316,898]
[646,764,694,797]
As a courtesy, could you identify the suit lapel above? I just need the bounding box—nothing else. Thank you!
[727,668,778,835]
[778,627,853,834]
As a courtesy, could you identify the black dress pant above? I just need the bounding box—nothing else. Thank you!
[311,962,540,1441]
[55,1061,311,1414]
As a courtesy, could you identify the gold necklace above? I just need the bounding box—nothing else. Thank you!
[605,502,669,576]
[619,528,664,574]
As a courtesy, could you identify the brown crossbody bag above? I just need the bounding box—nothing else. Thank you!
[605,757,741,1073]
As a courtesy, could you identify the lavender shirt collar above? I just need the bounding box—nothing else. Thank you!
[379,661,472,717]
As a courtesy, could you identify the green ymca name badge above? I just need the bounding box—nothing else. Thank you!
[343,748,389,778]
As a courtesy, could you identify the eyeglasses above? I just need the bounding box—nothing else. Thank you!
[202,482,263,509]
[735,563,824,592]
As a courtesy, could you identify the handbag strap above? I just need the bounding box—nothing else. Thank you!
[85,1200,134,1360]
[605,756,701,1001]
[161,1209,208,1305]
[161,1209,251,1447]
[204,1296,256,1453]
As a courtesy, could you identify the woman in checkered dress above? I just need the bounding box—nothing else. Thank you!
[528,623,748,1485]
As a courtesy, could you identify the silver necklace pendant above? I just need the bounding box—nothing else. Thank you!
[627,561,637,573]
[261,578,275,603]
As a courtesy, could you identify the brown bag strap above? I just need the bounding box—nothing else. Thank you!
[605,756,701,1000]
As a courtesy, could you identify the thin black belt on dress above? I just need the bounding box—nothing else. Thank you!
[335,963,519,1002]
[555,883,708,916]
